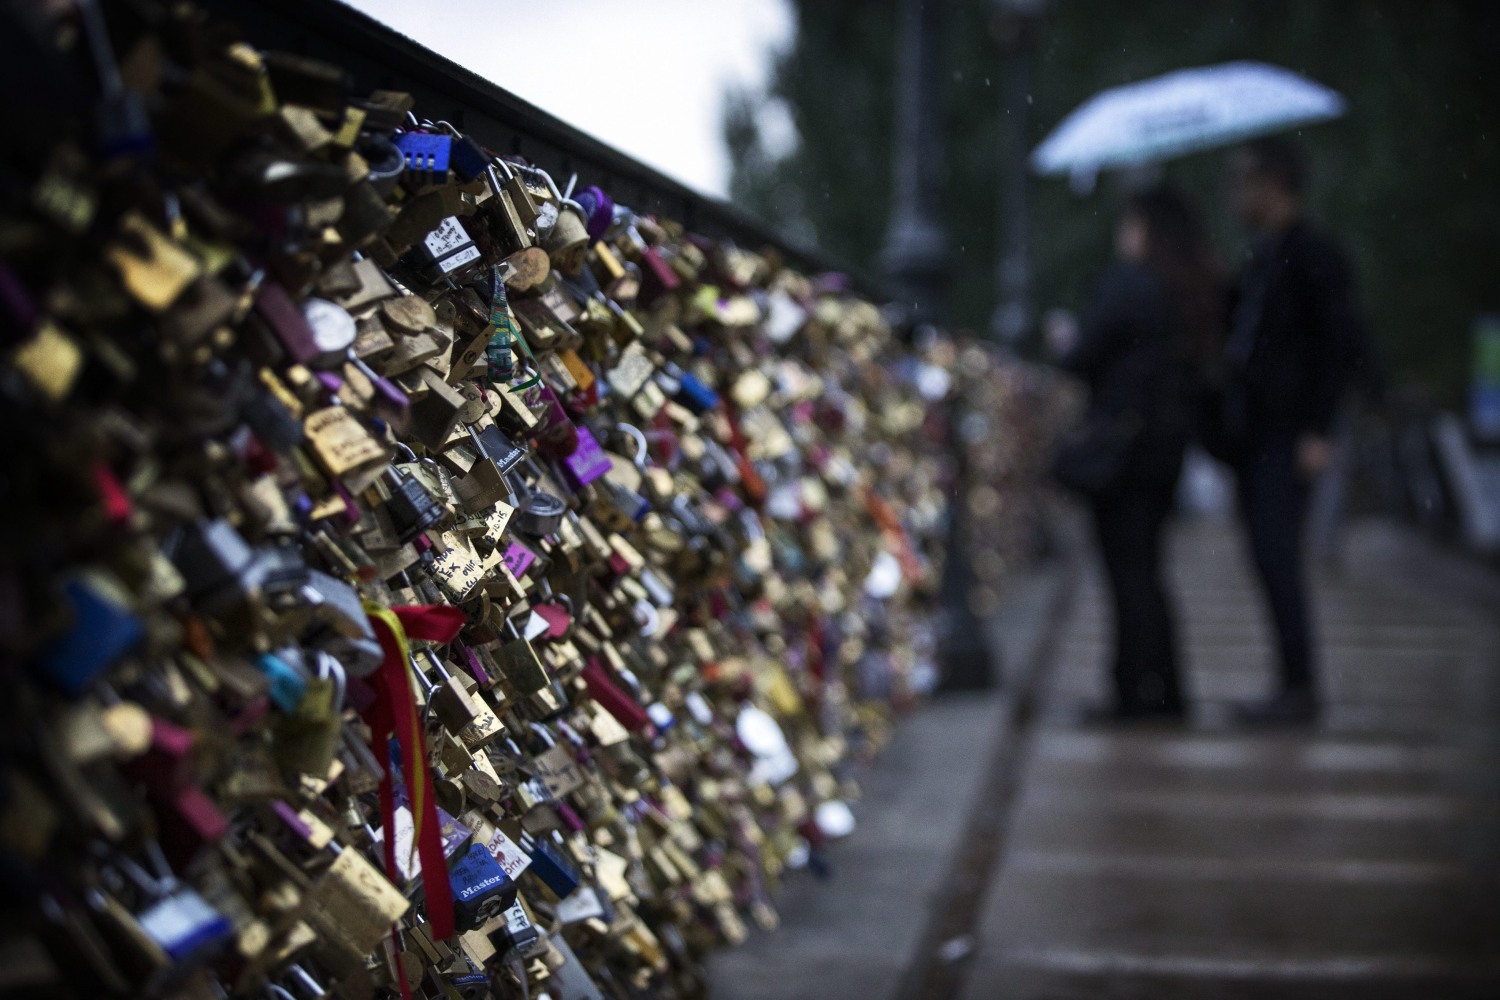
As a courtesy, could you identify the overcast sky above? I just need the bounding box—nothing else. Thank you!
[341,0,794,199]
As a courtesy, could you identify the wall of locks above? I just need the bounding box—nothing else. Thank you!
[0,3,1053,998]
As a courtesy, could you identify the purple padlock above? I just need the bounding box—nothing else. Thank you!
[573,186,614,242]
[501,541,536,579]
[561,425,612,490]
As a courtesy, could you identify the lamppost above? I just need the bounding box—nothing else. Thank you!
[989,0,1046,349]
[880,0,1001,693]
[880,0,950,327]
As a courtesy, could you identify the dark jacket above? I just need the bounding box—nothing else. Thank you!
[1061,262,1192,484]
[1225,220,1363,447]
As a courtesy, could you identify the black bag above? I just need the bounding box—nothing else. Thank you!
[1050,410,1144,497]
[1192,381,1241,466]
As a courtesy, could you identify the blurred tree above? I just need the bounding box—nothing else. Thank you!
[725,0,1500,405]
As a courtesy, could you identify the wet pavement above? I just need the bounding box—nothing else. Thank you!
[707,516,1500,1000]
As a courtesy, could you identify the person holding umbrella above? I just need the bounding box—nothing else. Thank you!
[1219,137,1364,724]
[1052,186,1219,721]
[1032,63,1360,725]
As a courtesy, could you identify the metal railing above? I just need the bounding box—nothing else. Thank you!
[202,0,883,298]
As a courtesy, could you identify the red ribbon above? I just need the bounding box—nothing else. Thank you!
[362,603,466,942]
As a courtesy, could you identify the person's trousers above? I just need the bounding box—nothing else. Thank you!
[1235,440,1315,692]
[1090,471,1182,710]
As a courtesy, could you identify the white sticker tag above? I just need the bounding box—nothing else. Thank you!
[485,828,533,881]
[524,610,550,642]
[436,244,482,274]
[423,217,471,257]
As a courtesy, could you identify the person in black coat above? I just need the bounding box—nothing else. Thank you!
[1221,137,1363,724]
[1058,186,1220,721]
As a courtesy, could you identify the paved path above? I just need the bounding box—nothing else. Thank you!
[708,517,1500,1000]
[963,517,1500,999]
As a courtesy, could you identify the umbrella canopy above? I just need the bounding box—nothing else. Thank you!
[1031,61,1346,178]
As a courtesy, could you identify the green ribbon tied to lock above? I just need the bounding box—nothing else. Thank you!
[486,266,540,391]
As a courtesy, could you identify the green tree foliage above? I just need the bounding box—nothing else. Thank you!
[725,0,1500,405]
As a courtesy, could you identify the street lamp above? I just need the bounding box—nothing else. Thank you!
[989,0,1047,348]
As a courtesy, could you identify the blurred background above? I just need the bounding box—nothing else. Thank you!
[349,0,1500,417]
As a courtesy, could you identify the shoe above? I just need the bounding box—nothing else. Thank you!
[1079,700,1186,726]
[1231,688,1320,726]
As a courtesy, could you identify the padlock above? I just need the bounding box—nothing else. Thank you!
[487,898,540,958]
[169,519,258,615]
[529,168,591,276]
[380,456,446,544]
[271,653,345,778]
[394,129,452,180]
[484,160,540,255]
[303,842,411,963]
[507,467,568,538]
[115,845,235,967]
[410,648,479,733]
[493,618,551,696]
[407,365,467,450]
[300,569,384,677]
[525,722,585,801]
[451,423,526,515]
[406,215,482,282]
[447,841,518,932]
[521,831,580,902]
[32,576,144,697]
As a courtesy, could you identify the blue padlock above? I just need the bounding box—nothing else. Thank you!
[448,842,517,931]
[137,886,235,964]
[394,131,452,177]
[525,833,581,901]
[33,577,143,697]
[449,135,490,182]
[256,652,307,713]
[676,371,720,414]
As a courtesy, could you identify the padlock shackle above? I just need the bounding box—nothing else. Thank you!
[316,652,347,713]
[422,647,456,684]
[286,962,328,998]
[615,422,650,469]
[407,652,437,695]
[465,422,491,461]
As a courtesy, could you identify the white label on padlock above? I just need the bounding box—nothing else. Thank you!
[524,610,550,642]
[485,828,533,881]
[436,244,482,274]
[423,217,472,258]
[502,899,533,936]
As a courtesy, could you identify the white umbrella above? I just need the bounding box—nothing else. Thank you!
[1031,61,1346,183]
